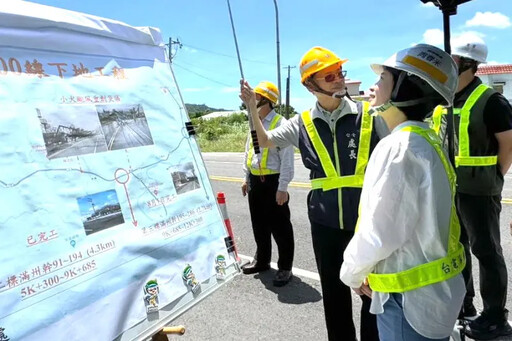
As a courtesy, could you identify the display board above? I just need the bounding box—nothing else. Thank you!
[0,3,238,340]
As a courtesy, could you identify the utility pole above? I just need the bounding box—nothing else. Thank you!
[272,0,281,107]
[88,198,96,215]
[167,37,183,63]
[283,65,296,119]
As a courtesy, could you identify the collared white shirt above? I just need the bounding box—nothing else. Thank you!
[268,98,389,149]
[314,100,349,131]
[242,110,294,192]
[339,121,465,339]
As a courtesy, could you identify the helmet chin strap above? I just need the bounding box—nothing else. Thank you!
[369,72,437,115]
[369,96,439,116]
[392,97,437,107]
[332,90,347,99]
[368,71,406,115]
[256,98,269,109]
[368,101,393,116]
[307,79,346,99]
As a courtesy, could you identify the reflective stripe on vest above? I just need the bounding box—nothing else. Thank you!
[367,125,465,293]
[302,101,373,191]
[431,84,497,167]
[431,107,461,134]
[247,114,282,175]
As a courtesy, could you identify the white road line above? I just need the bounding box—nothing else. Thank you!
[239,254,320,281]
[239,256,512,327]
[206,160,241,164]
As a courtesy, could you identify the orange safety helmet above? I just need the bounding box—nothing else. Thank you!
[254,81,279,104]
[299,46,348,84]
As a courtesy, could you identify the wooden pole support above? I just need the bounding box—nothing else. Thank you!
[160,326,185,335]
[151,326,186,341]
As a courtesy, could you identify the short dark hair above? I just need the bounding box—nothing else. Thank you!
[386,67,444,121]
[458,57,479,75]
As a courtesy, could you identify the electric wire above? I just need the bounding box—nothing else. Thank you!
[182,43,275,66]
[225,0,264,182]
[173,63,233,88]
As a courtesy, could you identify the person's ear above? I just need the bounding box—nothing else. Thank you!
[303,80,315,94]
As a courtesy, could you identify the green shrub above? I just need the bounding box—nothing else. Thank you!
[192,113,302,153]
[193,115,249,151]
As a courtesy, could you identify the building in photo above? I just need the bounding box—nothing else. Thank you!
[170,162,200,195]
[477,64,512,103]
[37,106,108,159]
[97,104,154,150]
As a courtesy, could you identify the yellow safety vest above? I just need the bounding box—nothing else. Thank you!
[367,125,465,293]
[302,101,373,191]
[247,114,282,175]
[431,84,498,168]
[301,101,373,227]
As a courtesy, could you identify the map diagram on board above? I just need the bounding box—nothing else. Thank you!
[0,5,235,340]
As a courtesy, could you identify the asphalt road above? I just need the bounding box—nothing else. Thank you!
[103,119,153,150]
[169,152,512,341]
[176,180,201,195]
[48,134,107,159]
[83,212,125,235]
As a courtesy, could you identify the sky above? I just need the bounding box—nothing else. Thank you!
[77,189,119,218]
[40,105,101,131]
[27,0,512,113]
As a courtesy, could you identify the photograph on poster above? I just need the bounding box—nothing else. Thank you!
[37,106,108,159]
[170,162,200,195]
[77,189,125,235]
[96,104,154,151]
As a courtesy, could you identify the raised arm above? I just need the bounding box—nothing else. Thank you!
[239,80,275,149]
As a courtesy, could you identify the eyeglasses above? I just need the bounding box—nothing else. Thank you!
[315,70,347,83]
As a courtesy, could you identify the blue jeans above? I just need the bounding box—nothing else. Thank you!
[377,293,449,341]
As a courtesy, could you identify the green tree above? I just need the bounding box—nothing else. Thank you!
[274,104,299,118]
[239,103,298,118]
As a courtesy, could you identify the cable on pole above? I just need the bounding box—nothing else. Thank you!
[225,0,265,181]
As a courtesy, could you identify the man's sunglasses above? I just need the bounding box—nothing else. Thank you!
[316,70,347,83]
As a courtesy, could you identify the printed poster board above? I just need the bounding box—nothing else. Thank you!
[0,3,239,340]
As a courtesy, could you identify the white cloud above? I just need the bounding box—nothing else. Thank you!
[465,12,511,29]
[221,87,239,93]
[450,31,486,47]
[106,192,117,204]
[183,87,211,92]
[486,61,501,65]
[421,30,486,48]
[420,2,436,8]
[419,30,488,51]
[423,29,444,46]
[183,46,198,53]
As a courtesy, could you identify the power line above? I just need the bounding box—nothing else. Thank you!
[174,58,227,74]
[173,63,234,87]
[181,43,275,66]
[283,65,297,119]
[166,37,183,63]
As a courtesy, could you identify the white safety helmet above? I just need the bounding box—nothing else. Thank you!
[371,43,458,107]
[451,34,487,63]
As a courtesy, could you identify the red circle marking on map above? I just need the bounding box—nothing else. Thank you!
[114,168,130,185]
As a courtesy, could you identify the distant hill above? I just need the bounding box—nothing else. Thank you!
[185,103,227,115]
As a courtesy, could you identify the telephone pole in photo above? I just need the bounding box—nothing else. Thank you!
[283,65,296,119]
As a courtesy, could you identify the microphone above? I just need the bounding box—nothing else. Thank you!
[332,89,347,99]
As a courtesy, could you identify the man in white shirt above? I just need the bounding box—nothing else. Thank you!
[241,47,385,341]
[340,44,466,340]
[241,81,295,287]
